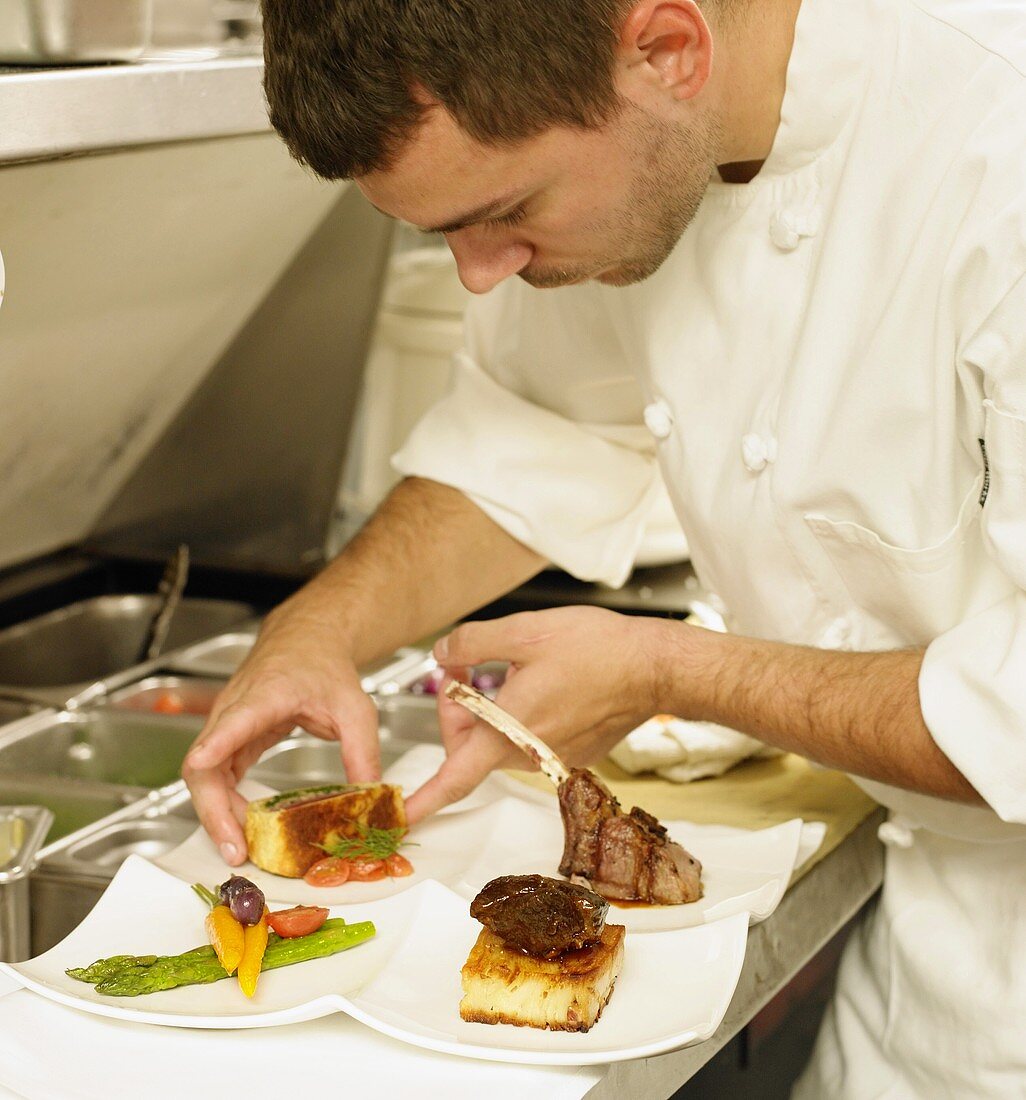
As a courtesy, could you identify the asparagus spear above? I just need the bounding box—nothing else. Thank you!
[66,945,209,984]
[67,918,375,998]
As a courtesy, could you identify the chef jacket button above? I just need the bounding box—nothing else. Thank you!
[818,616,852,649]
[643,399,674,440]
[878,815,917,849]
[741,432,775,472]
[769,210,801,251]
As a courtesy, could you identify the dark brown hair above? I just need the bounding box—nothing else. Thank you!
[262,0,627,179]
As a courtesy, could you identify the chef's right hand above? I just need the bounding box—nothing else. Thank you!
[181,606,381,866]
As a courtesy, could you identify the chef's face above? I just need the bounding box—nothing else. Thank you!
[358,99,721,293]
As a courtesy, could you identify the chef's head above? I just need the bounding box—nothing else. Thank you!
[263,0,729,293]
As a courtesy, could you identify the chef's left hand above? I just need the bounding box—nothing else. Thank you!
[404,607,664,822]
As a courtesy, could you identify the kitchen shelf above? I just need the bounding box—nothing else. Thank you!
[1,54,269,164]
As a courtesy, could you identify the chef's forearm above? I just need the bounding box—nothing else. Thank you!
[267,477,547,666]
[656,625,984,805]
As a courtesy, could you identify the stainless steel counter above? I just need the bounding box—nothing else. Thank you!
[1,54,268,164]
[584,808,886,1098]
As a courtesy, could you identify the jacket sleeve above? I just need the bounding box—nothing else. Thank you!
[391,276,663,587]
[920,271,1026,825]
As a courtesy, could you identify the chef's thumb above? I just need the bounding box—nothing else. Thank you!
[403,730,508,824]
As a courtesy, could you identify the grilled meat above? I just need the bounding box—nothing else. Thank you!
[469,874,609,959]
[558,769,703,905]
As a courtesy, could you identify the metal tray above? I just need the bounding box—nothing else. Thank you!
[106,675,225,717]
[249,695,442,788]
[0,773,149,847]
[43,815,194,873]
[0,0,152,64]
[166,636,428,694]
[0,595,255,702]
[0,709,203,791]
[162,630,257,678]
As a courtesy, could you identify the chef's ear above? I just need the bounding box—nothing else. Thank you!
[615,0,713,105]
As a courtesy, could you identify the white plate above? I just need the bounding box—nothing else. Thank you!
[450,797,803,932]
[154,779,510,907]
[156,780,799,932]
[0,856,399,1029]
[0,856,749,1065]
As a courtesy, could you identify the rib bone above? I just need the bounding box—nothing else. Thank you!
[444,680,570,785]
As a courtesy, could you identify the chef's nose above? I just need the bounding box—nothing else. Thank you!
[444,231,533,294]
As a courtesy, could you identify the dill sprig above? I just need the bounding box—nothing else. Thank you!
[318,823,415,862]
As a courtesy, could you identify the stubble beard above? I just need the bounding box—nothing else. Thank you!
[519,107,722,290]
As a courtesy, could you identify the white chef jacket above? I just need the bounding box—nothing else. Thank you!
[395,0,1026,1095]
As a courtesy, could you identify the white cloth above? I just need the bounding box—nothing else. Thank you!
[395,0,1026,1094]
[0,970,601,1100]
[609,715,778,782]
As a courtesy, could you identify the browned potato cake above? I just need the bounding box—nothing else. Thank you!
[459,923,625,1032]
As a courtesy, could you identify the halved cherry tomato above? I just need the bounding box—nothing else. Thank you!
[302,857,351,887]
[266,905,329,937]
[348,859,387,882]
[385,853,414,878]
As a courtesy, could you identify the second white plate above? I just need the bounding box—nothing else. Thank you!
[0,856,749,1065]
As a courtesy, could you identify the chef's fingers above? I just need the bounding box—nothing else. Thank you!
[186,696,287,771]
[182,763,248,866]
[433,613,544,669]
[436,666,475,747]
[335,689,383,784]
[404,720,511,824]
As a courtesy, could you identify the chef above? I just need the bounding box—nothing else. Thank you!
[183,0,1026,1095]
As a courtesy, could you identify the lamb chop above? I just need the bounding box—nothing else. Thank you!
[557,768,702,904]
[469,874,609,958]
[445,681,703,905]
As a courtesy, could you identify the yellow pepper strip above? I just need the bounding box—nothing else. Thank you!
[204,905,245,975]
[237,913,269,998]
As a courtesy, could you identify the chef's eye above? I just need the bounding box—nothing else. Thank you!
[486,207,527,229]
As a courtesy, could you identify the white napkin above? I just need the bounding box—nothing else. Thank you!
[609,715,779,782]
[0,982,603,1100]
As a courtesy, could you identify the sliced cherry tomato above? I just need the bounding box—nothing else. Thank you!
[384,853,414,878]
[266,905,329,937]
[302,857,352,887]
[348,859,387,882]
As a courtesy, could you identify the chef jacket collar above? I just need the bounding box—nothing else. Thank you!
[733,0,876,181]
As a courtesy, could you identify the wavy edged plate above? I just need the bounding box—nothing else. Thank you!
[0,856,748,1065]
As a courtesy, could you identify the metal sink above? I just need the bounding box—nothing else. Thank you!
[0,595,255,699]
[0,709,202,791]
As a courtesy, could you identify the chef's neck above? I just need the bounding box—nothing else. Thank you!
[710,0,803,182]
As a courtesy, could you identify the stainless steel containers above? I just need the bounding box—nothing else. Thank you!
[0,0,152,64]
[0,806,52,962]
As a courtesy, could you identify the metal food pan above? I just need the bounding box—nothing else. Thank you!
[249,695,442,788]
[0,700,35,726]
[0,709,203,791]
[0,595,256,700]
[166,636,426,694]
[0,774,149,847]
[0,0,152,64]
[162,631,257,678]
[106,675,225,717]
[41,814,194,874]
